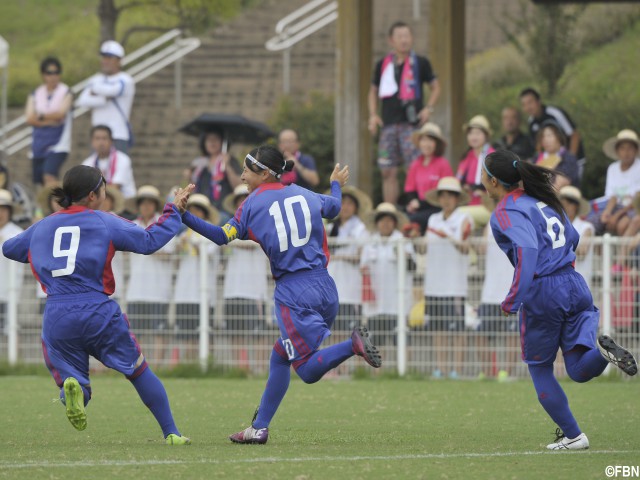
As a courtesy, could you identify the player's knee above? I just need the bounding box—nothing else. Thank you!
[294,363,321,384]
[565,364,591,383]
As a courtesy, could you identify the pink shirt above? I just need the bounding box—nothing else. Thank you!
[456,144,495,205]
[404,155,453,199]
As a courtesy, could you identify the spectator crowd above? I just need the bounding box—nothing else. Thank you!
[1,22,639,377]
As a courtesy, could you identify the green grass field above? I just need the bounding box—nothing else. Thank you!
[0,375,638,479]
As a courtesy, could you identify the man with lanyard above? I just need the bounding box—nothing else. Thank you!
[278,129,320,191]
[82,125,136,200]
[76,41,135,153]
[368,21,440,205]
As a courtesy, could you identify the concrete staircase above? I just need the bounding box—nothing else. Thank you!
[8,0,523,197]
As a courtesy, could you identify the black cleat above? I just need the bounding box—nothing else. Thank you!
[351,326,382,368]
[598,335,638,376]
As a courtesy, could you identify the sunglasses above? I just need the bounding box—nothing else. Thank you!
[43,70,60,75]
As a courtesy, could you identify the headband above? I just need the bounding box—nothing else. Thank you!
[482,159,517,188]
[245,153,281,179]
[69,176,104,203]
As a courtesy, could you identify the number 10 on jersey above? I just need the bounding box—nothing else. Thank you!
[268,195,312,252]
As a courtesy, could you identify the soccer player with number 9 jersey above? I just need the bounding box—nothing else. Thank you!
[481,150,637,451]
[181,145,382,444]
[2,165,192,445]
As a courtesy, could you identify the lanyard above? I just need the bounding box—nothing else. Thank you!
[94,148,118,183]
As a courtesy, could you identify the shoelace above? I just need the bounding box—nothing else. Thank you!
[553,428,565,443]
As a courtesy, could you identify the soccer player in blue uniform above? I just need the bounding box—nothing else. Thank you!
[181,145,382,444]
[481,149,637,450]
[2,165,192,445]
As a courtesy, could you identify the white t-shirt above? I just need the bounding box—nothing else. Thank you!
[573,217,595,290]
[327,216,369,305]
[480,225,514,305]
[223,240,268,300]
[360,230,415,317]
[82,149,136,199]
[173,229,219,306]
[125,215,176,303]
[76,71,135,141]
[604,158,640,202]
[424,209,472,297]
[0,222,25,302]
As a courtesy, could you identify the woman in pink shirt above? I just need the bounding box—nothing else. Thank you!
[403,122,453,233]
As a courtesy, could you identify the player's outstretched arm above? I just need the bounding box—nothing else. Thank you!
[1,226,35,263]
[181,211,232,246]
[330,163,349,187]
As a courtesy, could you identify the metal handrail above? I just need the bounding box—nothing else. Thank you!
[0,29,200,156]
[265,0,337,52]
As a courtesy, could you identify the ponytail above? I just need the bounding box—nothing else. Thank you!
[485,150,564,217]
[52,165,105,209]
[51,187,72,209]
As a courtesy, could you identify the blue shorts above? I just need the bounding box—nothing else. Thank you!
[520,267,599,366]
[41,293,146,395]
[273,269,339,367]
[32,151,67,184]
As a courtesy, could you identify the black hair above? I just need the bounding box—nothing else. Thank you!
[51,165,105,209]
[342,193,360,212]
[388,21,411,37]
[538,120,567,147]
[519,87,541,101]
[246,145,294,178]
[484,150,564,217]
[90,124,113,140]
[199,129,226,157]
[40,57,62,74]
[375,212,398,226]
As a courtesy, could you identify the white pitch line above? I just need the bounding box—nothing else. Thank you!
[0,450,638,469]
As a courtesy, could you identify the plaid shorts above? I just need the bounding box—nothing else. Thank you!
[377,123,419,169]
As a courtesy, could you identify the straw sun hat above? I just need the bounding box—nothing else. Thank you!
[602,129,639,161]
[463,115,492,137]
[425,176,470,207]
[367,202,409,230]
[222,184,250,215]
[411,122,447,149]
[187,193,220,224]
[558,185,590,217]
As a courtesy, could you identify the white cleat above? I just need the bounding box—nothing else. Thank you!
[546,429,589,450]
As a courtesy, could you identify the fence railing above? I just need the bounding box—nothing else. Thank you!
[0,29,200,157]
[1,234,638,380]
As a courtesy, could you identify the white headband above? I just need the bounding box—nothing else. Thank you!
[245,153,281,179]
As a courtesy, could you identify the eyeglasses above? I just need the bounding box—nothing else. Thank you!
[43,70,60,75]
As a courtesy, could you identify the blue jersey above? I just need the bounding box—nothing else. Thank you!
[183,182,341,279]
[490,189,579,313]
[2,204,182,296]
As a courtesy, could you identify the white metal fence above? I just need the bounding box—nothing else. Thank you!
[1,234,638,379]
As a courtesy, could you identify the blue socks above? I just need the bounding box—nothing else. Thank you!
[294,340,354,384]
[129,367,180,437]
[253,339,356,429]
[253,347,291,429]
[528,364,581,439]
[564,347,608,383]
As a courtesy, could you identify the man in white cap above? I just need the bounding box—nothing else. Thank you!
[76,40,135,153]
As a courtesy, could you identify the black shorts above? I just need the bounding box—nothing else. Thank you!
[425,296,465,332]
[174,303,215,339]
[126,302,168,332]
[477,304,518,334]
[224,298,265,334]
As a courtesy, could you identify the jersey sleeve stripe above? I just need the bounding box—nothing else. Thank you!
[503,246,523,311]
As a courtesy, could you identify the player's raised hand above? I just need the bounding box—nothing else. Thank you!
[173,184,195,213]
[330,163,350,187]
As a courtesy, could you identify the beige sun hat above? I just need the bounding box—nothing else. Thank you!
[0,188,22,215]
[187,193,220,224]
[136,185,162,210]
[559,185,590,217]
[463,114,492,137]
[368,202,408,230]
[425,176,470,207]
[340,185,373,217]
[602,129,639,161]
[104,185,125,214]
[411,122,447,149]
[36,182,62,213]
[222,184,250,215]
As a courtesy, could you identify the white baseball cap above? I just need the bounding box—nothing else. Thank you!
[100,40,125,58]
